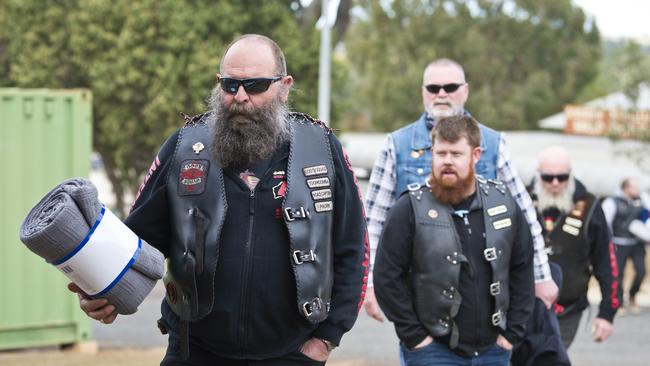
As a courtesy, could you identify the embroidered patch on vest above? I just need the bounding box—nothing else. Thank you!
[307,177,330,188]
[315,201,333,212]
[239,170,260,190]
[179,159,208,195]
[562,224,580,236]
[565,217,583,229]
[311,188,332,200]
[493,218,512,230]
[273,180,287,200]
[303,165,328,177]
[487,205,507,216]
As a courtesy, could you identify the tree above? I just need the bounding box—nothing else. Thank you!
[342,0,602,131]
[0,0,322,215]
[578,40,650,107]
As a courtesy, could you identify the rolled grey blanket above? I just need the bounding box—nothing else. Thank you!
[19,178,164,315]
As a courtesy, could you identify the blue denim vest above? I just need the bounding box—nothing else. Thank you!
[392,113,500,195]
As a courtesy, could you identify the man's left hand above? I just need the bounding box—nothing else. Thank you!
[535,279,559,309]
[496,334,513,351]
[299,338,330,362]
[592,317,613,342]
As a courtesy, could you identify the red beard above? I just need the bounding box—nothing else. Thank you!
[428,162,476,205]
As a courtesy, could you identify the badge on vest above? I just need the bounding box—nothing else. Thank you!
[493,218,512,230]
[562,224,580,236]
[410,149,424,159]
[565,217,583,229]
[487,205,507,217]
[428,209,438,219]
[179,159,209,195]
[311,188,332,200]
[303,165,328,177]
[307,177,330,188]
[192,142,205,154]
[315,201,333,212]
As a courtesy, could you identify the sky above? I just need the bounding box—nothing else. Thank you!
[573,0,650,40]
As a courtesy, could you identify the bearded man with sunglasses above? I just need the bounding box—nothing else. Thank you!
[364,58,558,323]
[72,34,369,366]
[528,146,618,349]
[375,116,534,366]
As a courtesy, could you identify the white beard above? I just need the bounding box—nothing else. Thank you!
[425,105,462,120]
[534,177,576,213]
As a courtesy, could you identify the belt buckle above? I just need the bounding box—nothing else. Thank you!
[484,247,497,261]
[302,297,322,317]
[284,206,309,222]
[489,281,501,296]
[292,249,316,265]
[491,310,502,326]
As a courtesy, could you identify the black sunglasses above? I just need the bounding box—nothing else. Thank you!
[540,173,570,183]
[424,83,466,94]
[219,76,282,95]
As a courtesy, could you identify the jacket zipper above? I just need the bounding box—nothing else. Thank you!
[238,189,256,356]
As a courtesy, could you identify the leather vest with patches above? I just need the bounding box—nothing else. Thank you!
[409,178,516,340]
[163,112,335,324]
[612,196,643,241]
[541,194,597,306]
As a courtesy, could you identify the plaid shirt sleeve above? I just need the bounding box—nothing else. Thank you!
[364,135,397,287]
[497,133,552,283]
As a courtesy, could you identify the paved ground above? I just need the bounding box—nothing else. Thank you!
[93,280,650,365]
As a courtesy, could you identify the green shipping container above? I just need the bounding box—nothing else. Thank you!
[0,88,93,350]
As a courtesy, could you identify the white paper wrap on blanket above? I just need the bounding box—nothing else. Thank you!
[19,177,164,315]
[53,206,141,296]
[629,219,650,243]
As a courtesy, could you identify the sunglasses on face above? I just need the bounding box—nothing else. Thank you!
[540,173,570,183]
[219,76,282,95]
[424,83,465,94]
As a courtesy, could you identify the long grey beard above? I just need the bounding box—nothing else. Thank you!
[206,86,290,169]
[534,176,576,213]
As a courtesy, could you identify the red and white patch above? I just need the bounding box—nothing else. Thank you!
[179,159,209,195]
[273,180,287,200]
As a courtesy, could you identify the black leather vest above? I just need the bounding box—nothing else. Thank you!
[612,196,643,240]
[163,113,335,323]
[542,194,597,305]
[409,177,516,340]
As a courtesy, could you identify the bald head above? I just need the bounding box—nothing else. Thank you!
[220,34,286,76]
[537,146,572,196]
[538,146,571,173]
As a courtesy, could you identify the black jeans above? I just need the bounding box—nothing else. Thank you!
[615,243,647,304]
[160,333,326,366]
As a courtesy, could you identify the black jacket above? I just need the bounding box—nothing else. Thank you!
[530,179,618,321]
[375,190,534,357]
[125,128,368,359]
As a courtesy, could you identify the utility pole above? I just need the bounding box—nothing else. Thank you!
[317,0,332,125]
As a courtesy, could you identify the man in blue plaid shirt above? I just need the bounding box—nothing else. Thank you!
[364,58,558,322]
